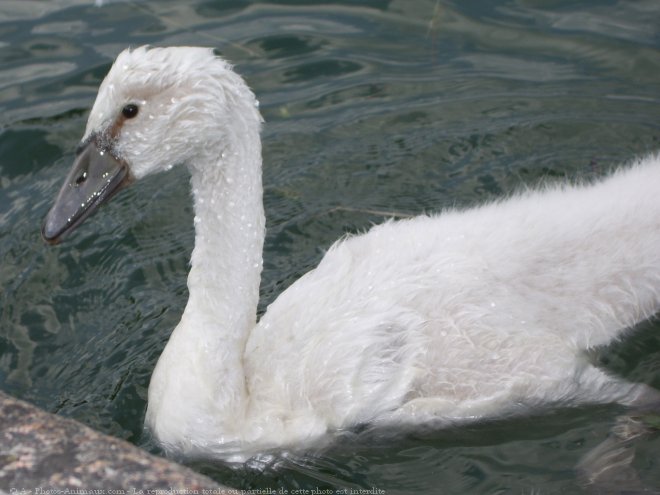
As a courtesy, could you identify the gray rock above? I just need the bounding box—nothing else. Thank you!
[0,391,231,493]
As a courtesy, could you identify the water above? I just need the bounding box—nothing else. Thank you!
[1,0,660,492]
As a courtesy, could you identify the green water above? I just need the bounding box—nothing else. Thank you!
[1,0,660,492]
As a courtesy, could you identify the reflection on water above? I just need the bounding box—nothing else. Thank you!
[1,0,659,493]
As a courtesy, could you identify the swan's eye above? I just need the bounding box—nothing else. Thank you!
[122,104,139,119]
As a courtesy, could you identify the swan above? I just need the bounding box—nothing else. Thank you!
[42,46,660,462]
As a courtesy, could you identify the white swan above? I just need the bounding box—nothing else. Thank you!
[42,46,660,462]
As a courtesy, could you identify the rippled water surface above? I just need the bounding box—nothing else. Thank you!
[1,0,660,493]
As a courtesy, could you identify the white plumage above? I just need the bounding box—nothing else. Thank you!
[50,46,660,462]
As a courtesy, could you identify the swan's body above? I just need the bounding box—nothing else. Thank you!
[43,46,660,462]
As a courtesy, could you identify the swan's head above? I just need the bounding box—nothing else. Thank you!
[42,45,260,244]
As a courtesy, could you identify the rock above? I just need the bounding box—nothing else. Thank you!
[0,391,230,493]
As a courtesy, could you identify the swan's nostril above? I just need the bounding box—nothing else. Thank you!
[75,171,88,186]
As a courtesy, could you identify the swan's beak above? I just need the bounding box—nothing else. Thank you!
[42,135,131,244]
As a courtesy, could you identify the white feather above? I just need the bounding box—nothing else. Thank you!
[84,46,660,461]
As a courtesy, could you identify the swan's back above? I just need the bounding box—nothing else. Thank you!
[245,154,660,439]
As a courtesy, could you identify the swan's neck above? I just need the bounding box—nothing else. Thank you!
[147,100,264,443]
[186,123,264,394]
[186,133,264,350]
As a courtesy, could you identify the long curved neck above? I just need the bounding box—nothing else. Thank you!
[184,115,265,403]
[146,95,265,446]
[186,132,264,346]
